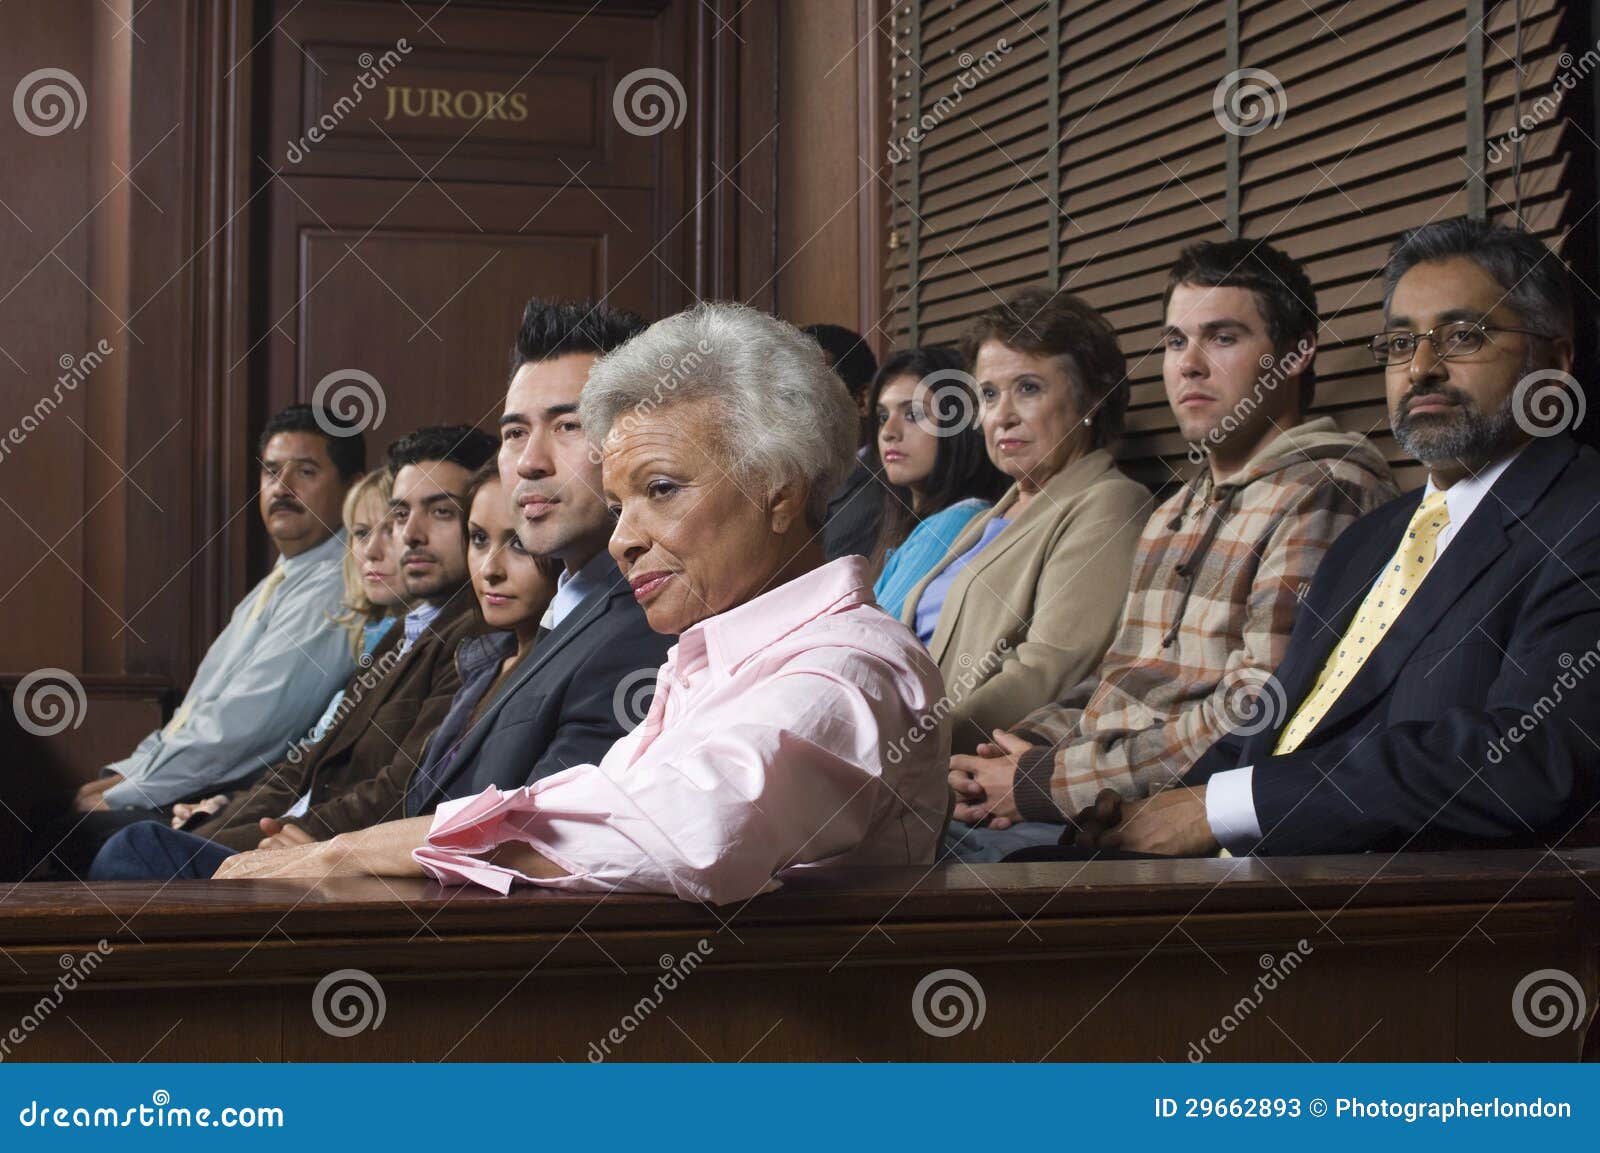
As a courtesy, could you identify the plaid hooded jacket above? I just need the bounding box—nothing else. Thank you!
[1009,417,1398,822]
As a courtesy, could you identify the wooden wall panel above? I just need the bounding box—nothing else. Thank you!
[776,0,889,349]
[266,176,658,457]
[2,851,1596,1060]
[0,0,98,675]
[269,1,671,187]
[1,0,784,783]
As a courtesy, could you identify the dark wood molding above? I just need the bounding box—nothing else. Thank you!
[2,850,1596,1060]
[857,0,888,354]
[0,672,170,699]
[681,0,778,306]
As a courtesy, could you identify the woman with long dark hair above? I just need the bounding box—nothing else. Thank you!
[867,346,1008,618]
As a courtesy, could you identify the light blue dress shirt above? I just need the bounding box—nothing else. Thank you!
[101,530,356,810]
[913,516,1012,644]
[401,601,444,654]
[548,548,619,629]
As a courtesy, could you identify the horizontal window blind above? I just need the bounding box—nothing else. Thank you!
[883,0,1581,491]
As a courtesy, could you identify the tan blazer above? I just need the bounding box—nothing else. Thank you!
[900,448,1151,753]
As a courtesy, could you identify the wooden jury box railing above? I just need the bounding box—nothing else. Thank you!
[0,851,1596,1062]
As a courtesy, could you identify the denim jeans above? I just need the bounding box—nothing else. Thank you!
[941,818,1064,863]
[89,821,237,880]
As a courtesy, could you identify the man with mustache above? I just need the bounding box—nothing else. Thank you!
[173,424,494,852]
[28,405,363,875]
[1057,218,1600,858]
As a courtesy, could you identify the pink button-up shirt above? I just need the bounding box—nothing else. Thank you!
[412,556,950,904]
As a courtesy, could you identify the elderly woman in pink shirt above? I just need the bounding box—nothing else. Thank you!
[213,303,951,904]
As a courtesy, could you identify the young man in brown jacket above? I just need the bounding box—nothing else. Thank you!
[86,426,495,873]
[946,239,1399,862]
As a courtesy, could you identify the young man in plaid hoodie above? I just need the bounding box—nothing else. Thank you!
[945,239,1398,862]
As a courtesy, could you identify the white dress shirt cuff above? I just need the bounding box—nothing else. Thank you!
[1203,766,1261,853]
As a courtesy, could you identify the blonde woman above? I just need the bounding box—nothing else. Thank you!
[331,469,408,660]
[168,469,408,829]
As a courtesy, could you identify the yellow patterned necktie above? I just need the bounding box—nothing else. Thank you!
[246,563,288,623]
[1274,488,1450,754]
[164,564,287,737]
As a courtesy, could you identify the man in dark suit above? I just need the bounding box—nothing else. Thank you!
[270,299,675,834]
[805,322,884,560]
[1064,218,1600,858]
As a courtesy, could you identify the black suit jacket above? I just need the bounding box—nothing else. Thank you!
[1189,434,1600,854]
[823,457,884,561]
[401,563,676,816]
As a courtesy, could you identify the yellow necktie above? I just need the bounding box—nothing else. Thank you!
[165,564,287,737]
[1274,489,1450,754]
[246,563,288,623]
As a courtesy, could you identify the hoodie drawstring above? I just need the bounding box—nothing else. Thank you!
[1162,477,1240,649]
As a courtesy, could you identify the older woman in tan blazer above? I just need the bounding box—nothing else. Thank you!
[901,287,1151,754]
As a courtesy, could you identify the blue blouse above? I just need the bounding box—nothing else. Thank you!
[914,516,1013,644]
[874,498,993,620]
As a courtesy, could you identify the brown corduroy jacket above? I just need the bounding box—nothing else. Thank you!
[195,589,477,850]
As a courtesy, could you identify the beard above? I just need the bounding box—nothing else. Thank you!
[1392,384,1519,470]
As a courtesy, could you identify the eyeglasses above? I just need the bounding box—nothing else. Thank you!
[1369,321,1551,366]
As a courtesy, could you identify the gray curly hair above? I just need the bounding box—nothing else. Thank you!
[580,301,859,527]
